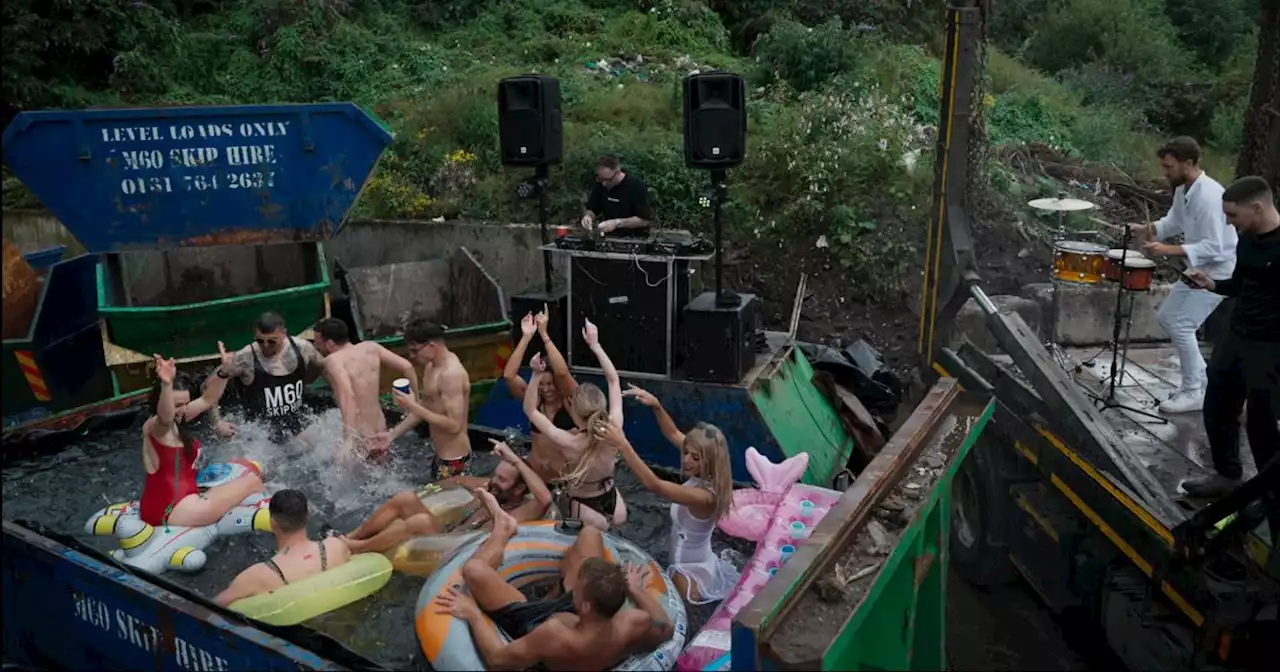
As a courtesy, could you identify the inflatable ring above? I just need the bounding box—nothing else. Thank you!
[229,552,394,626]
[415,520,687,671]
[84,460,270,575]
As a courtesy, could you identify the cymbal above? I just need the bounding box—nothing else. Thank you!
[1028,197,1096,212]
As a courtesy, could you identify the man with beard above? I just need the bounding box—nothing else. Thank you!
[1125,137,1239,414]
[212,312,344,446]
[311,317,418,461]
[337,440,553,553]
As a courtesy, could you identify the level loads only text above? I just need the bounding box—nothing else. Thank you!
[102,120,289,196]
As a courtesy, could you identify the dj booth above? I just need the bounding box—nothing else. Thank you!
[509,232,759,384]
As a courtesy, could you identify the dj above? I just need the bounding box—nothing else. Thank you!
[580,155,653,237]
[1125,137,1238,415]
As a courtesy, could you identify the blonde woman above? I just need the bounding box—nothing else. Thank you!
[601,385,739,604]
[523,319,626,530]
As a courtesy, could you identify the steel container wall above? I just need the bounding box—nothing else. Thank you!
[2,103,394,251]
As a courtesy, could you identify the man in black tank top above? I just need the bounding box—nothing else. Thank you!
[211,312,328,444]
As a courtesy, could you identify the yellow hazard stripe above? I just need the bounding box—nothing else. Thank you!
[14,350,52,401]
[169,547,194,568]
[119,524,154,551]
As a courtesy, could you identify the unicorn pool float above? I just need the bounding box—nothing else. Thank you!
[84,459,271,575]
[677,448,842,671]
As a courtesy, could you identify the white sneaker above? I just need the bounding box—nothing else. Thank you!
[1159,387,1205,414]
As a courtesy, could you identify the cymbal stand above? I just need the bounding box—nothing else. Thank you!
[1083,226,1166,423]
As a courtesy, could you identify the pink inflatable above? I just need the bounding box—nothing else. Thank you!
[677,448,841,671]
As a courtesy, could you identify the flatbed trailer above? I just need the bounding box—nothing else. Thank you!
[916,2,1277,669]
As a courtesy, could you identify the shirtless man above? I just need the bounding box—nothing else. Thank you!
[212,312,337,446]
[311,317,418,461]
[214,489,351,606]
[341,440,553,553]
[377,319,472,480]
[435,491,674,671]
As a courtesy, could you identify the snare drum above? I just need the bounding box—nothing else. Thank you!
[1103,249,1146,282]
[1119,257,1156,291]
[1052,241,1108,284]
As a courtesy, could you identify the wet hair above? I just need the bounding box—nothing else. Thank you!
[269,489,309,534]
[558,383,612,488]
[314,317,350,344]
[684,422,734,521]
[576,557,627,617]
[1157,136,1201,165]
[1222,176,1273,205]
[595,155,621,170]
[148,372,199,460]
[404,319,444,345]
[255,312,285,334]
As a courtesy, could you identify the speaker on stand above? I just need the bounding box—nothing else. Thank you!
[680,71,758,384]
[499,75,563,296]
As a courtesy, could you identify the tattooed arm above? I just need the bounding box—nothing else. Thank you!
[296,338,327,385]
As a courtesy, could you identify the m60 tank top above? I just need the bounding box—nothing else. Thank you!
[243,337,307,440]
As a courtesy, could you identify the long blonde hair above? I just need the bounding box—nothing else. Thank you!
[558,383,614,489]
[685,422,734,521]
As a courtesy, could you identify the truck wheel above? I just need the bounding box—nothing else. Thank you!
[950,447,1015,586]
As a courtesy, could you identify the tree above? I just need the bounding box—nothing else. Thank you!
[1235,0,1279,202]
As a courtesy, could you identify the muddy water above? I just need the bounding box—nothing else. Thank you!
[0,412,751,669]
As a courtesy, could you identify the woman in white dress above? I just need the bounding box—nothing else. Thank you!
[597,385,740,604]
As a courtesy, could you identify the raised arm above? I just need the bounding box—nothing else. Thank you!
[151,355,178,438]
[492,440,553,515]
[623,384,685,447]
[504,313,538,400]
[523,370,579,451]
[182,342,235,418]
[597,423,713,512]
[376,344,420,397]
[536,308,577,396]
[582,319,623,427]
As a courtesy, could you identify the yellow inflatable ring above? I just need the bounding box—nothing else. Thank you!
[229,552,393,626]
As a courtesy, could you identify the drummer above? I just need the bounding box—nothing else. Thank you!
[1122,137,1238,414]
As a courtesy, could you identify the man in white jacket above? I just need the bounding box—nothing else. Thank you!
[1128,137,1238,414]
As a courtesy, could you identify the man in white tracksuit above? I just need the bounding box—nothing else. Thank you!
[1129,137,1238,414]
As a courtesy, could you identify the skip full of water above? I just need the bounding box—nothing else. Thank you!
[1,408,751,669]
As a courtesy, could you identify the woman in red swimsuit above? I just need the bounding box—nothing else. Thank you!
[138,344,265,528]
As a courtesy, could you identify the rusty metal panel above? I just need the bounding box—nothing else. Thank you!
[2,104,393,252]
[2,237,40,340]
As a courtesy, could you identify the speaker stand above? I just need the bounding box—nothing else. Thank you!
[535,164,552,293]
[710,169,739,309]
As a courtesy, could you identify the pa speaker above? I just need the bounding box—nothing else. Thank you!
[498,75,564,166]
[683,71,746,169]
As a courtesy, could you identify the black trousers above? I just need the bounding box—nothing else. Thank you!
[1203,333,1280,480]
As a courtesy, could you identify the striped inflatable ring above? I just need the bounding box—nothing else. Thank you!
[415,520,687,671]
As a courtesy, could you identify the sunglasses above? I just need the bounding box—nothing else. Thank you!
[693,422,719,440]
[255,337,281,347]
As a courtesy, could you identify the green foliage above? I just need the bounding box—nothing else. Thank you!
[0,0,1253,302]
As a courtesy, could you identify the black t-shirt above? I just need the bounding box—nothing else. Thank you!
[586,174,653,236]
[1215,225,1280,342]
